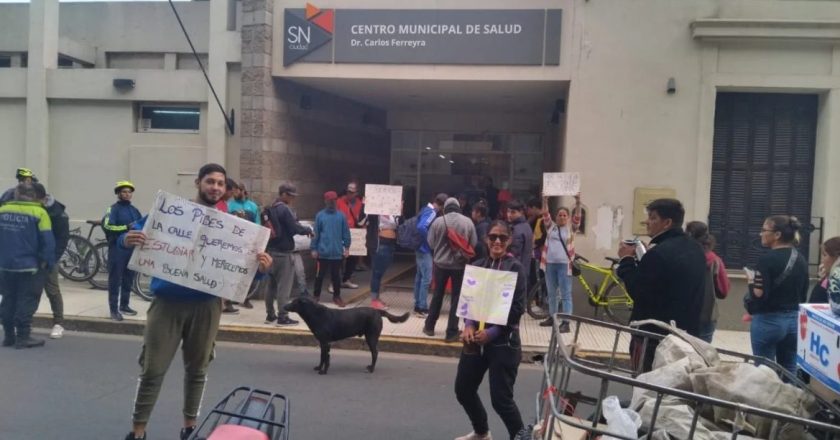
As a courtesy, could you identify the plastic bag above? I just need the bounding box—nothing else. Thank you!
[603,396,641,440]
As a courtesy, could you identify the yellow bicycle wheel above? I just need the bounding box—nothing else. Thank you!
[601,281,633,325]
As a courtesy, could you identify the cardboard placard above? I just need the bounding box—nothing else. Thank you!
[349,228,368,256]
[456,265,518,326]
[364,184,403,215]
[543,172,580,197]
[128,191,270,302]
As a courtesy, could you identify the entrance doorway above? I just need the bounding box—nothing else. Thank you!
[390,130,545,218]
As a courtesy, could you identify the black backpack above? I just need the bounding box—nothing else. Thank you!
[397,215,424,251]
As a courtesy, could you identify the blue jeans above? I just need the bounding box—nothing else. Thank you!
[544,263,572,320]
[370,240,396,299]
[108,244,134,312]
[698,321,716,343]
[750,311,798,376]
[414,252,432,310]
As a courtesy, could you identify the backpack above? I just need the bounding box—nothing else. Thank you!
[443,215,475,263]
[397,215,424,250]
[261,203,283,242]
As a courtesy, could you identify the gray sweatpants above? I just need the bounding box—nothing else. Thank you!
[292,253,308,295]
[264,252,295,319]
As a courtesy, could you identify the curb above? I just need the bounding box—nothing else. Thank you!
[32,315,549,362]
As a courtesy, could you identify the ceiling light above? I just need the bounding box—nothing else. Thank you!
[439,154,446,159]
[449,160,455,164]
[425,147,431,150]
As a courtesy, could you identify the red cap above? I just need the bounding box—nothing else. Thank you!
[324,191,338,201]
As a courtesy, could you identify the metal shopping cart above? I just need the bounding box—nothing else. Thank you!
[189,387,290,440]
[534,314,840,440]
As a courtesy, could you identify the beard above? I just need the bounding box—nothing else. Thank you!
[198,190,221,206]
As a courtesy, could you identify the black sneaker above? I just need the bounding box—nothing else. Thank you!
[110,311,124,322]
[180,426,195,440]
[124,432,146,440]
[222,306,240,315]
[120,306,138,316]
[444,334,460,343]
[276,317,299,326]
[15,336,45,349]
[557,322,571,334]
[264,315,277,324]
[422,327,434,337]
[241,300,254,309]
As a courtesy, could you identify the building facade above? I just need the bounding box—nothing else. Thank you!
[2,0,840,274]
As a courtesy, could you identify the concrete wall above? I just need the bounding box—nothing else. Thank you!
[0,99,27,191]
[241,0,389,219]
[47,100,208,222]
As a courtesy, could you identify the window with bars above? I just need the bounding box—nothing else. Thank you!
[708,92,817,270]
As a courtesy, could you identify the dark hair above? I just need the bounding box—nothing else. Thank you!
[557,207,571,215]
[433,193,448,206]
[526,197,541,209]
[14,183,38,201]
[487,220,512,236]
[823,237,840,258]
[508,200,524,212]
[226,178,237,191]
[472,201,488,218]
[686,221,715,251]
[646,198,685,228]
[765,215,802,244]
[198,163,227,181]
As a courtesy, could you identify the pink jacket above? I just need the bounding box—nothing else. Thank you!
[705,250,730,299]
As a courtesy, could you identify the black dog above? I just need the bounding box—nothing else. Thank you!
[283,296,409,374]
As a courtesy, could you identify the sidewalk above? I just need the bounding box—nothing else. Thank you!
[33,265,753,359]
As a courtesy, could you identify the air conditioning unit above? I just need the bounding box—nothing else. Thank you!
[138,118,152,132]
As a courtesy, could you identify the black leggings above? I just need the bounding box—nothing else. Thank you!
[314,259,342,298]
[455,332,524,439]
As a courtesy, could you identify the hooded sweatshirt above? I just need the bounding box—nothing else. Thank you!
[311,207,351,260]
[427,198,477,270]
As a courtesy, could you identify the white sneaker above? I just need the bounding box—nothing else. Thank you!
[342,281,359,289]
[50,324,64,339]
[455,432,492,440]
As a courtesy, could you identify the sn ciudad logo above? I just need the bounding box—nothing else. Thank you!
[284,3,333,65]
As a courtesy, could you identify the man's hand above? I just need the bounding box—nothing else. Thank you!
[124,231,146,248]
[343,248,350,258]
[618,241,636,259]
[461,326,476,343]
[257,252,273,273]
[473,330,490,345]
[311,250,319,259]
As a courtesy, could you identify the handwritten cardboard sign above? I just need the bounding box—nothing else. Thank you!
[456,265,518,326]
[543,172,580,196]
[349,228,368,256]
[364,184,403,215]
[128,190,270,302]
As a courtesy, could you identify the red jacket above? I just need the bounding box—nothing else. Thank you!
[336,196,363,228]
[705,250,730,299]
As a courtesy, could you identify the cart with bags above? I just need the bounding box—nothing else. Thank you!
[533,314,840,440]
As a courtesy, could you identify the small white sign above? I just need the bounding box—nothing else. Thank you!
[364,184,403,215]
[456,265,518,326]
[797,304,840,394]
[349,228,368,256]
[127,191,270,302]
[543,172,580,196]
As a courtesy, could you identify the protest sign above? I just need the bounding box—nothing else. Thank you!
[364,184,403,215]
[349,228,368,256]
[543,172,580,196]
[456,265,518,326]
[128,190,270,302]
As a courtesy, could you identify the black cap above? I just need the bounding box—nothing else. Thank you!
[278,182,298,197]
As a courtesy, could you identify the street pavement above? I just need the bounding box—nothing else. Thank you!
[0,330,624,440]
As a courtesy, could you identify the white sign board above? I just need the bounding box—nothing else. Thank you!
[543,172,580,196]
[128,191,270,302]
[364,184,403,215]
[797,304,840,394]
[349,228,368,256]
[293,220,313,252]
[456,265,518,326]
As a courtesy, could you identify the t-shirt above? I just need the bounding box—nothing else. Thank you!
[227,198,261,225]
[545,225,571,264]
[750,247,809,313]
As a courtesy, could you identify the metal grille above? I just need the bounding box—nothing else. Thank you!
[709,93,818,270]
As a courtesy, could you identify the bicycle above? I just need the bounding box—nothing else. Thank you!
[572,255,633,325]
[526,266,550,320]
[58,220,103,283]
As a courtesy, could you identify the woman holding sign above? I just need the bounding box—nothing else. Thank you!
[455,220,526,440]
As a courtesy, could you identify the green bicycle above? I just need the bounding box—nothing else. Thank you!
[572,255,634,325]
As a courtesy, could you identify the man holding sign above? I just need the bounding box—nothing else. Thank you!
[454,220,526,440]
[120,164,273,440]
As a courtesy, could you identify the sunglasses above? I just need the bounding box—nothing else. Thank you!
[487,234,510,243]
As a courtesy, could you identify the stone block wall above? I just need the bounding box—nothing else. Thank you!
[240,0,389,219]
